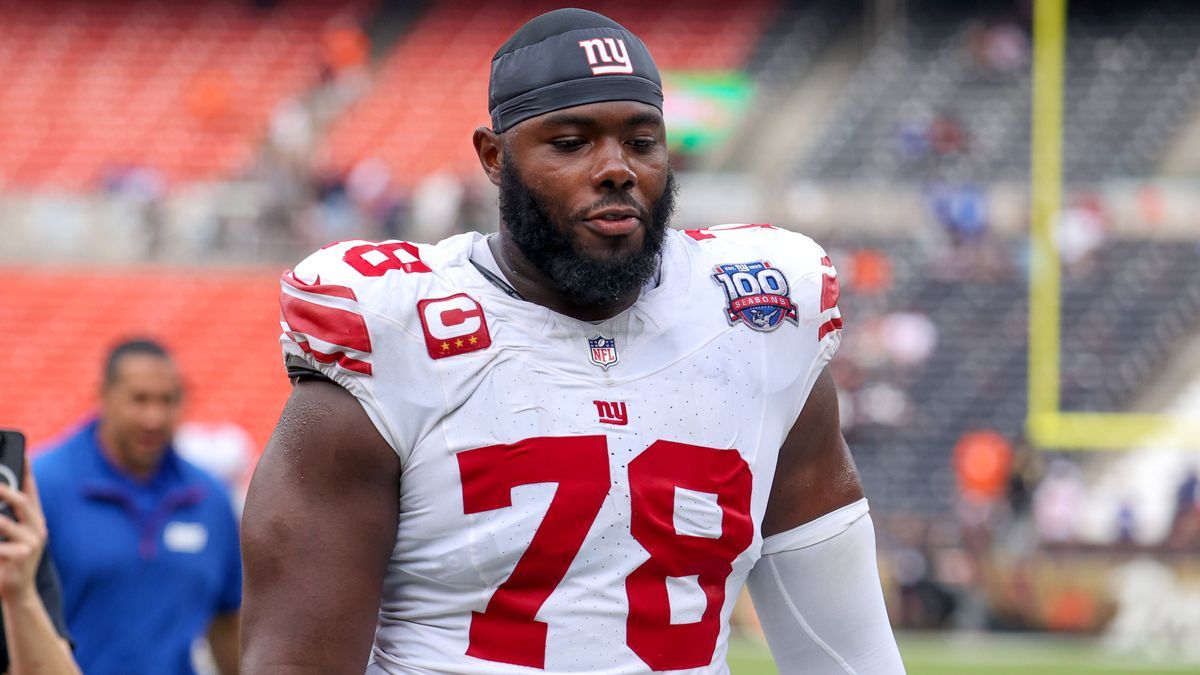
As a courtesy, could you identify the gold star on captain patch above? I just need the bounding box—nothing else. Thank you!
[468,336,478,345]
[455,339,465,348]
[440,342,450,351]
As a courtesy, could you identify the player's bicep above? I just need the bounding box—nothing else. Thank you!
[241,379,400,674]
[762,367,863,538]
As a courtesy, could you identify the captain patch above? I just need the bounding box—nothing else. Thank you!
[712,261,797,332]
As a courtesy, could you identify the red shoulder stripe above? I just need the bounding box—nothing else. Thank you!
[289,337,373,376]
[282,271,358,301]
[818,317,843,341]
[280,294,371,353]
[818,255,842,341]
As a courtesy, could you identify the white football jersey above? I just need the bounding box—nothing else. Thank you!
[279,224,843,674]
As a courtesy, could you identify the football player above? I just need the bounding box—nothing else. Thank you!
[242,8,905,674]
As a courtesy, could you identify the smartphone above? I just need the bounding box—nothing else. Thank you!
[0,429,25,528]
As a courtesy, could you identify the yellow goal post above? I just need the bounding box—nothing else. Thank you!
[1027,0,1200,449]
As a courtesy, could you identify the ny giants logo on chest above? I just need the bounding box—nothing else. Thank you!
[593,400,628,425]
[712,261,797,332]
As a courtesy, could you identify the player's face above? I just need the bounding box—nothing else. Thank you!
[100,354,183,476]
[500,101,676,305]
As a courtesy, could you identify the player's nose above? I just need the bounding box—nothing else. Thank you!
[591,137,636,191]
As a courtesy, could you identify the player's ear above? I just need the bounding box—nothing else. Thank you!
[473,127,504,187]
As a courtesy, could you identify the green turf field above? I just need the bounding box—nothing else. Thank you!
[727,632,1200,674]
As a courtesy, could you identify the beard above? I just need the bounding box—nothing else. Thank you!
[498,158,677,306]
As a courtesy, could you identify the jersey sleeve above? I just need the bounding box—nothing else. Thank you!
[787,239,843,383]
[758,228,842,412]
[278,240,430,462]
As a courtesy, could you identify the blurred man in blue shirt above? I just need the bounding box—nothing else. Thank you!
[36,339,241,675]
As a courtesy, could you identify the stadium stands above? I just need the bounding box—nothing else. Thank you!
[0,267,290,451]
[837,238,1200,513]
[0,0,372,190]
[795,0,1200,181]
[744,0,858,92]
[320,0,778,185]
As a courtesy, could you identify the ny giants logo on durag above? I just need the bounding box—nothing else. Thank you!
[577,38,633,75]
[713,261,797,332]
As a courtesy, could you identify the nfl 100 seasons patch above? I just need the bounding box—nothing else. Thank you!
[712,261,797,332]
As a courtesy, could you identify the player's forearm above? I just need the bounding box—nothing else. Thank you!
[1,588,81,675]
[208,612,241,675]
[747,500,905,674]
[241,612,376,675]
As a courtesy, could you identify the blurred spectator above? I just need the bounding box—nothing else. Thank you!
[318,20,371,107]
[311,169,362,244]
[878,311,938,368]
[320,22,370,78]
[967,21,1029,74]
[1115,500,1137,545]
[929,114,967,157]
[347,157,397,236]
[1043,586,1097,632]
[100,166,169,260]
[895,108,968,163]
[1136,185,1166,228]
[855,382,911,426]
[186,69,236,127]
[954,430,1013,506]
[1167,467,1200,549]
[886,516,957,629]
[457,177,498,237]
[0,460,80,674]
[847,248,893,296]
[411,172,465,243]
[954,430,1013,555]
[1175,468,1199,517]
[1033,460,1086,544]
[175,422,255,517]
[1006,442,1042,521]
[896,112,932,162]
[34,339,241,675]
[1057,195,1108,276]
[929,183,988,244]
[1106,558,1200,659]
[268,99,316,163]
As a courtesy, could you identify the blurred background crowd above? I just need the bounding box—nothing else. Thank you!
[3,0,1200,670]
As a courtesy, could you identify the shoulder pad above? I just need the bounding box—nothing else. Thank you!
[280,239,436,378]
[683,224,841,337]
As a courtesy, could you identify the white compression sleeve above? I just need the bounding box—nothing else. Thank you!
[746,499,905,674]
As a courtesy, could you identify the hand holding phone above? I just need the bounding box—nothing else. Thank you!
[0,430,24,525]
[0,429,48,601]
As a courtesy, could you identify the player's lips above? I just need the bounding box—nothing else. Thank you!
[581,207,642,237]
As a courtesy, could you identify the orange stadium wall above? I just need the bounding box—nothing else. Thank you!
[0,267,291,455]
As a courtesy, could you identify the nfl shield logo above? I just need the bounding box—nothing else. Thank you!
[588,335,619,370]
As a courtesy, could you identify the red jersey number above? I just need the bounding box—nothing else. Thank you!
[343,241,431,276]
[457,437,752,670]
